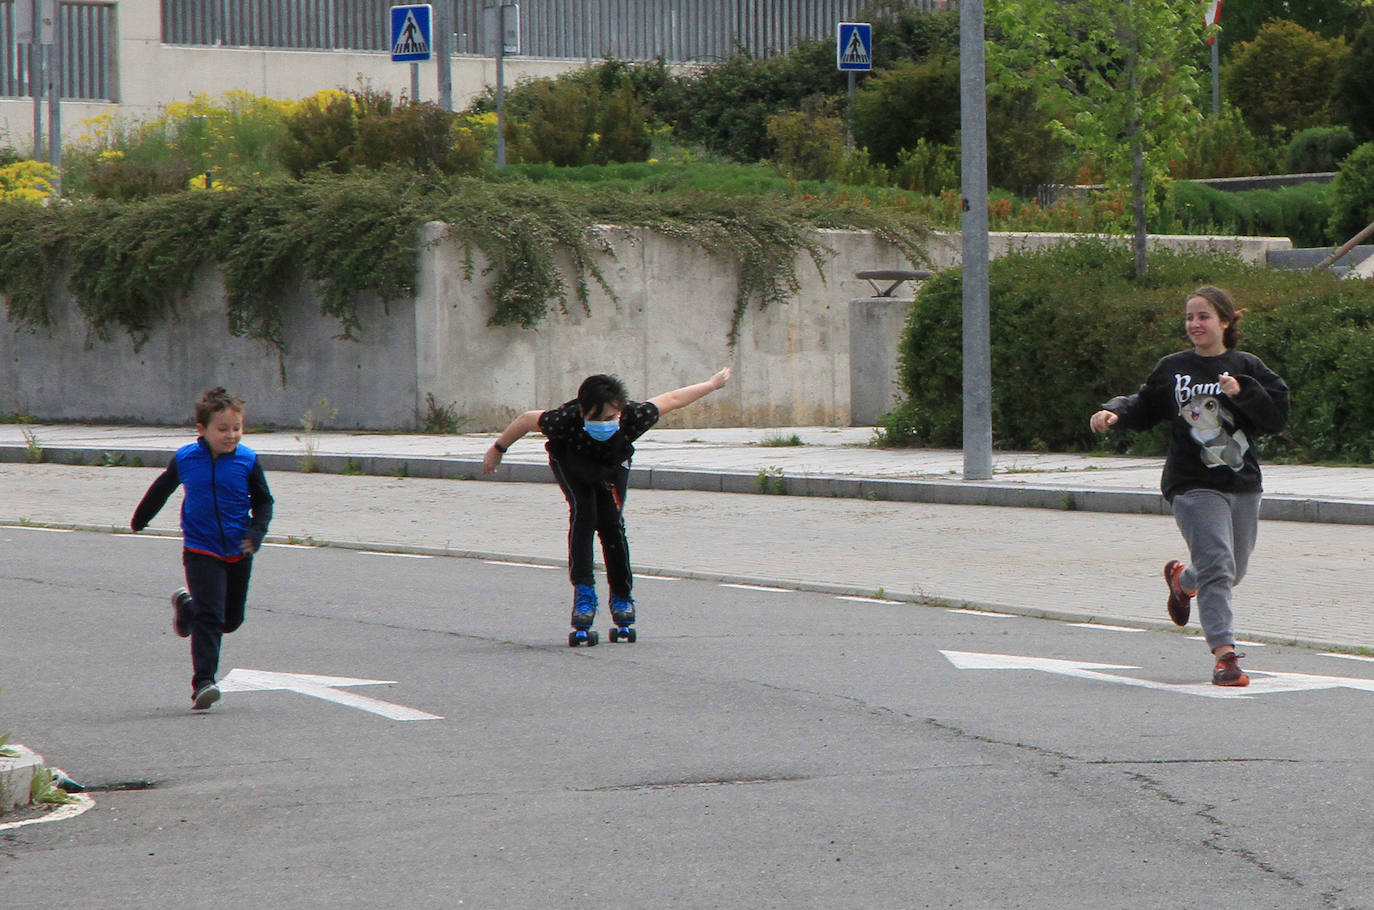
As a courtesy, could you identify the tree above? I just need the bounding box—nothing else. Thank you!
[1216,0,1364,48]
[851,56,961,168]
[1223,20,1346,142]
[989,0,1204,276]
[1334,7,1374,143]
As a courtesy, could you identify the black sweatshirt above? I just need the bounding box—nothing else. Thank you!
[1102,348,1290,501]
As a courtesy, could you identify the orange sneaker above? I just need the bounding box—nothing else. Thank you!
[1212,651,1250,687]
[1164,560,1195,626]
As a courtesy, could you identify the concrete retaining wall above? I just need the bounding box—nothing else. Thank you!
[0,229,1291,431]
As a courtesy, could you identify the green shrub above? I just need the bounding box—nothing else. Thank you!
[985,83,1069,197]
[516,79,597,166]
[1171,105,1278,179]
[892,139,959,194]
[884,237,1374,462]
[593,76,652,164]
[66,92,293,195]
[279,89,479,178]
[83,157,194,201]
[1334,8,1374,142]
[869,5,961,63]
[1327,141,1374,243]
[766,106,846,183]
[1285,126,1359,173]
[659,39,843,162]
[278,90,359,177]
[851,56,960,168]
[1223,20,1345,140]
[1163,180,1333,247]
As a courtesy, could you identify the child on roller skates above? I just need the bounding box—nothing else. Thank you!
[131,387,274,709]
[1090,286,1288,687]
[482,367,732,645]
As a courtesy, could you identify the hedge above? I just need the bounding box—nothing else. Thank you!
[881,238,1374,464]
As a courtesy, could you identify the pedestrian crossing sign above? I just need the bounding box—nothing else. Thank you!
[836,22,872,72]
[390,4,433,62]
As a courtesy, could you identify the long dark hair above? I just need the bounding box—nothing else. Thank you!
[1189,286,1245,349]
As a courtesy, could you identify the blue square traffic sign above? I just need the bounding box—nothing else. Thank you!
[391,4,433,62]
[836,22,872,72]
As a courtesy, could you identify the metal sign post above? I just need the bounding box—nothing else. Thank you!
[390,4,433,102]
[488,3,518,168]
[959,0,992,480]
[41,0,60,182]
[836,23,871,156]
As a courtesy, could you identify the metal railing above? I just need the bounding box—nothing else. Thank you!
[0,0,117,100]
[161,0,954,61]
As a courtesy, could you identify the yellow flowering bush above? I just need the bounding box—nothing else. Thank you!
[0,160,57,204]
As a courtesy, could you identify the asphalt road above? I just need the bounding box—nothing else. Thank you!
[4,528,1374,909]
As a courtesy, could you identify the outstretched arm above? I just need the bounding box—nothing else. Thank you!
[482,409,544,474]
[648,367,732,416]
[131,461,181,531]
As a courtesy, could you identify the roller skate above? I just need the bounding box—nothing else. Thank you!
[568,583,599,647]
[608,594,637,643]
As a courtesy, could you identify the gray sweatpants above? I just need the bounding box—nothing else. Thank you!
[1171,488,1262,652]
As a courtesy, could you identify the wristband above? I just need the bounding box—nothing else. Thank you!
[493,441,507,454]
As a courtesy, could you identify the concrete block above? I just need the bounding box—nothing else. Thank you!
[0,745,42,814]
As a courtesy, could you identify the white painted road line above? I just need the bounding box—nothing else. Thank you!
[1187,636,1267,647]
[483,560,558,570]
[720,583,791,593]
[220,669,443,721]
[1068,622,1143,633]
[1321,652,1374,664]
[942,649,1374,699]
[357,550,431,559]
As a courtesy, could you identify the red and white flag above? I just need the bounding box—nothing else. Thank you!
[1203,0,1223,44]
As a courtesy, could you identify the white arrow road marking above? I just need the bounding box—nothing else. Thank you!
[219,669,443,720]
[0,794,95,832]
[940,650,1374,700]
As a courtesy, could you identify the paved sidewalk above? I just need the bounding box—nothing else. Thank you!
[2,424,1372,649]
[2,423,1371,522]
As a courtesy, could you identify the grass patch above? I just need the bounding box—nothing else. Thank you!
[758,432,804,447]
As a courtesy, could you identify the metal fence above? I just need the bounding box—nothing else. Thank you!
[0,0,117,100]
[161,0,954,61]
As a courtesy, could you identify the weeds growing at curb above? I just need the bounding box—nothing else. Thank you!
[417,393,466,434]
[759,433,804,447]
[20,427,42,463]
[756,465,786,494]
[296,399,336,473]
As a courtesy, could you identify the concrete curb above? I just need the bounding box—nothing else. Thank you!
[4,444,1371,525]
[0,745,42,814]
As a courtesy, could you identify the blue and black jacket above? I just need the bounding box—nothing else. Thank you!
[132,438,274,560]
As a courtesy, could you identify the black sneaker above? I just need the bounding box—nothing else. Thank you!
[1163,560,1195,626]
[192,683,221,710]
[171,588,193,638]
[1212,652,1250,687]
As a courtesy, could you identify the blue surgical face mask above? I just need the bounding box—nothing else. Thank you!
[584,418,620,441]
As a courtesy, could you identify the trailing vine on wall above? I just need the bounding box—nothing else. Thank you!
[0,170,933,350]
